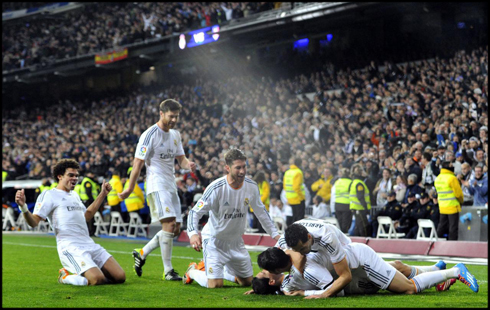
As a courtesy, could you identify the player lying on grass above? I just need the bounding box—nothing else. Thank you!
[244,247,457,296]
[275,221,478,298]
[15,159,126,286]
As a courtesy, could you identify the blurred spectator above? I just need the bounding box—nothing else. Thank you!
[373,168,394,207]
[349,164,371,237]
[310,195,330,219]
[461,164,487,207]
[458,163,474,206]
[393,175,407,203]
[394,192,418,235]
[420,152,438,191]
[371,191,402,237]
[311,166,333,206]
[404,192,431,239]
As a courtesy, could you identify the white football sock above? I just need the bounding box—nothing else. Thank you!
[141,230,163,259]
[61,275,88,286]
[223,268,236,283]
[160,230,174,274]
[189,269,209,288]
[411,271,447,292]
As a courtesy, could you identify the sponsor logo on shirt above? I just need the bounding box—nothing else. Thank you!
[224,208,245,220]
[196,201,204,209]
[67,206,85,212]
[159,149,176,159]
[34,203,42,213]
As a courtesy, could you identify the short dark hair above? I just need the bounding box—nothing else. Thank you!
[224,148,247,166]
[422,152,432,161]
[284,224,309,249]
[257,247,290,273]
[52,159,80,181]
[294,157,302,167]
[159,99,182,113]
[252,277,282,295]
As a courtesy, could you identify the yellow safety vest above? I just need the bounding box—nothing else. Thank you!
[2,171,7,182]
[107,176,123,206]
[434,173,461,214]
[284,168,305,204]
[250,181,270,212]
[79,178,100,202]
[74,184,81,196]
[123,181,144,212]
[334,178,352,204]
[50,182,58,189]
[349,179,371,211]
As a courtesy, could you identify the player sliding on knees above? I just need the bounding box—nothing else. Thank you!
[15,159,126,286]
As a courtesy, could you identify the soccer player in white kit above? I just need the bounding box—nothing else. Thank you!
[283,220,479,297]
[184,148,280,288]
[119,99,196,281]
[14,159,126,286]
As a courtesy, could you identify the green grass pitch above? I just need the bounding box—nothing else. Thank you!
[2,234,487,308]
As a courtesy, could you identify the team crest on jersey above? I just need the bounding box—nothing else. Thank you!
[81,261,86,267]
[208,267,213,274]
[244,198,249,206]
[165,207,170,213]
[196,201,204,209]
[34,203,42,213]
[174,139,177,146]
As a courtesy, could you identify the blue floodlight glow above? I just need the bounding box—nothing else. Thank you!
[327,34,333,42]
[293,38,309,50]
[457,22,466,29]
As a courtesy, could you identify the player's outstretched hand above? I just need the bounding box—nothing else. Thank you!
[284,290,305,296]
[15,189,26,206]
[118,188,131,200]
[189,161,197,172]
[304,294,323,299]
[243,289,255,295]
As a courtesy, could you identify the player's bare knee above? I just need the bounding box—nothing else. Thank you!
[208,282,223,289]
[87,274,106,286]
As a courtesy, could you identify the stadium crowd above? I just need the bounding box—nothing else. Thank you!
[2,2,279,71]
[2,44,488,238]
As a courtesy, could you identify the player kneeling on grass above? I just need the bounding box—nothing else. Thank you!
[15,159,126,286]
[244,247,458,296]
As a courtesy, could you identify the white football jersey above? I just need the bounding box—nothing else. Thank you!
[281,251,334,293]
[33,189,94,248]
[135,124,185,194]
[187,176,279,240]
[276,218,354,266]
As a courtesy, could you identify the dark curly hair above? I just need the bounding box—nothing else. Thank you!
[284,224,309,249]
[52,159,80,181]
[224,148,247,166]
[257,247,290,274]
[252,277,282,295]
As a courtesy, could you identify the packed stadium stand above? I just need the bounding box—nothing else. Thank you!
[2,2,488,248]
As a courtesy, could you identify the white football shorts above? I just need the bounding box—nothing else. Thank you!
[202,237,253,279]
[348,243,397,290]
[58,243,112,275]
[147,190,182,223]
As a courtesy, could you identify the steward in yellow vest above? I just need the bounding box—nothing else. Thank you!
[311,167,334,203]
[283,158,306,223]
[35,178,52,199]
[251,171,271,233]
[79,171,100,236]
[349,164,371,237]
[123,179,145,212]
[434,162,463,240]
[107,173,124,210]
[332,168,352,233]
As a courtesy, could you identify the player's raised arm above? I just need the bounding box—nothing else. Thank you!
[15,189,42,227]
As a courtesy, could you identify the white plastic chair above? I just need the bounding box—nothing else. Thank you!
[94,211,110,236]
[416,219,446,241]
[376,216,405,239]
[15,213,31,231]
[323,217,341,229]
[272,216,287,234]
[2,208,16,231]
[109,211,129,237]
[127,212,148,238]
